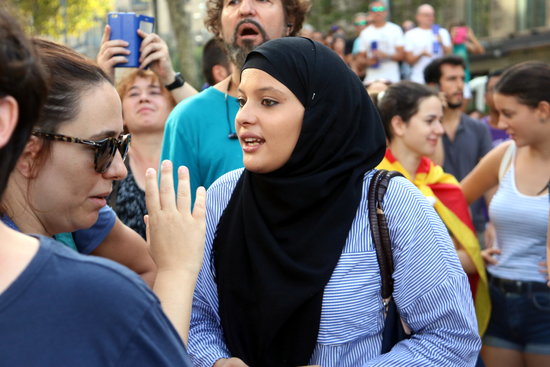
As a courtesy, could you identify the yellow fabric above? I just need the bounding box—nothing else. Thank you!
[378,156,490,336]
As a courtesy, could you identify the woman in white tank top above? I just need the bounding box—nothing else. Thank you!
[462,61,550,367]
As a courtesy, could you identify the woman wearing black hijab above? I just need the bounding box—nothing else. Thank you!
[188,37,480,367]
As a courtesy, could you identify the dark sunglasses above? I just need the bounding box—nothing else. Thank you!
[32,130,131,173]
[371,6,386,12]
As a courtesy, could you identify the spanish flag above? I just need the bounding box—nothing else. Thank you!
[378,149,490,336]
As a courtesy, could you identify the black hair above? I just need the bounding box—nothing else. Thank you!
[202,38,230,86]
[494,61,550,108]
[485,69,505,91]
[488,69,504,79]
[29,38,112,172]
[377,81,439,142]
[0,7,47,201]
[32,38,112,133]
[423,55,465,85]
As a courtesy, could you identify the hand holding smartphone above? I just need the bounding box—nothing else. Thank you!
[108,12,155,68]
[453,26,468,45]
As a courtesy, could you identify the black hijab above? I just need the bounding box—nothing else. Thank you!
[213,37,386,366]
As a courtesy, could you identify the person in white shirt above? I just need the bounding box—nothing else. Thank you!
[404,3,451,83]
[356,1,404,83]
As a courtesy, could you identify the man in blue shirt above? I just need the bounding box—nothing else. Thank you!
[161,0,311,201]
[425,55,492,238]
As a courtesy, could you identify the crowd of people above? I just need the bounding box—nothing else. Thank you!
[0,0,548,366]
[302,2,484,90]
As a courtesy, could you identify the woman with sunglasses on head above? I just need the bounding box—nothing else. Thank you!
[188,37,480,367]
[0,7,205,365]
[1,38,156,285]
[461,61,550,367]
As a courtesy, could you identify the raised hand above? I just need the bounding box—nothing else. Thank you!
[96,25,130,80]
[145,160,206,344]
[137,29,176,86]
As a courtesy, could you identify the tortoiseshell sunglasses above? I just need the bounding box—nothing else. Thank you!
[31,130,131,173]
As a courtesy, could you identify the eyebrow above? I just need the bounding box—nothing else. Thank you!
[89,130,121,140]
[238,86,286,95]
[128,84,161,91]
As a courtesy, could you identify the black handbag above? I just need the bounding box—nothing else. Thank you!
[368,169,412,354]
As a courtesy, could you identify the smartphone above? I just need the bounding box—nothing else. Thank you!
[453,26,468,45]
[108,12,155,68]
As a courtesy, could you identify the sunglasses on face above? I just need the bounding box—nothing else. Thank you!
[354,20,368,26]
[31,130,131,173]
[371,6,386,12]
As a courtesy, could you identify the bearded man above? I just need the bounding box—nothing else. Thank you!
[161,0,311,199]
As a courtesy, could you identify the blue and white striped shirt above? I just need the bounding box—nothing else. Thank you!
[189,169,481,367]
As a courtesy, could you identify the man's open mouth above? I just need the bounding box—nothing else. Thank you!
[238,23,260,38]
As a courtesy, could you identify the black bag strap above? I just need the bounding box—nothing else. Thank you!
[368,169,403,300]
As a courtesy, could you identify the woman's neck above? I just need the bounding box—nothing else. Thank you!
[129,130,163,162]
[388,140,422,180]
[214,74,240,97]
[0,222,40,294]
[527,134,550,160]
[3,175,51,237]
[127,131,164,190]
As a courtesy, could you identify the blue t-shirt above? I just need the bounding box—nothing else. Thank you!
[0,235,191,366]
[160,86,243,203]
[442,114,492,233]
[73,204,116,253]
[2,205,116,254]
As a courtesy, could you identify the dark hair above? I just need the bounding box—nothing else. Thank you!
[494,61,550,108]
[330,34,346,49]
[448,20,466,29]
[377,81,439,141]
[202,38,230,86]
[0,7,47,200]
[485,69,504,92]
[423,55,465,85]
[33,38,112,132]
[205,0,311,38]
[487,69,504,79]
[30,38,112,170]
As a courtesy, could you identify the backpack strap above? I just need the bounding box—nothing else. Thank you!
[498,142,515,181]
[368,169,404,300]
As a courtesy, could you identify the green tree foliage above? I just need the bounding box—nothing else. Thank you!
[9,0,113,37]
[307,0,366,33]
